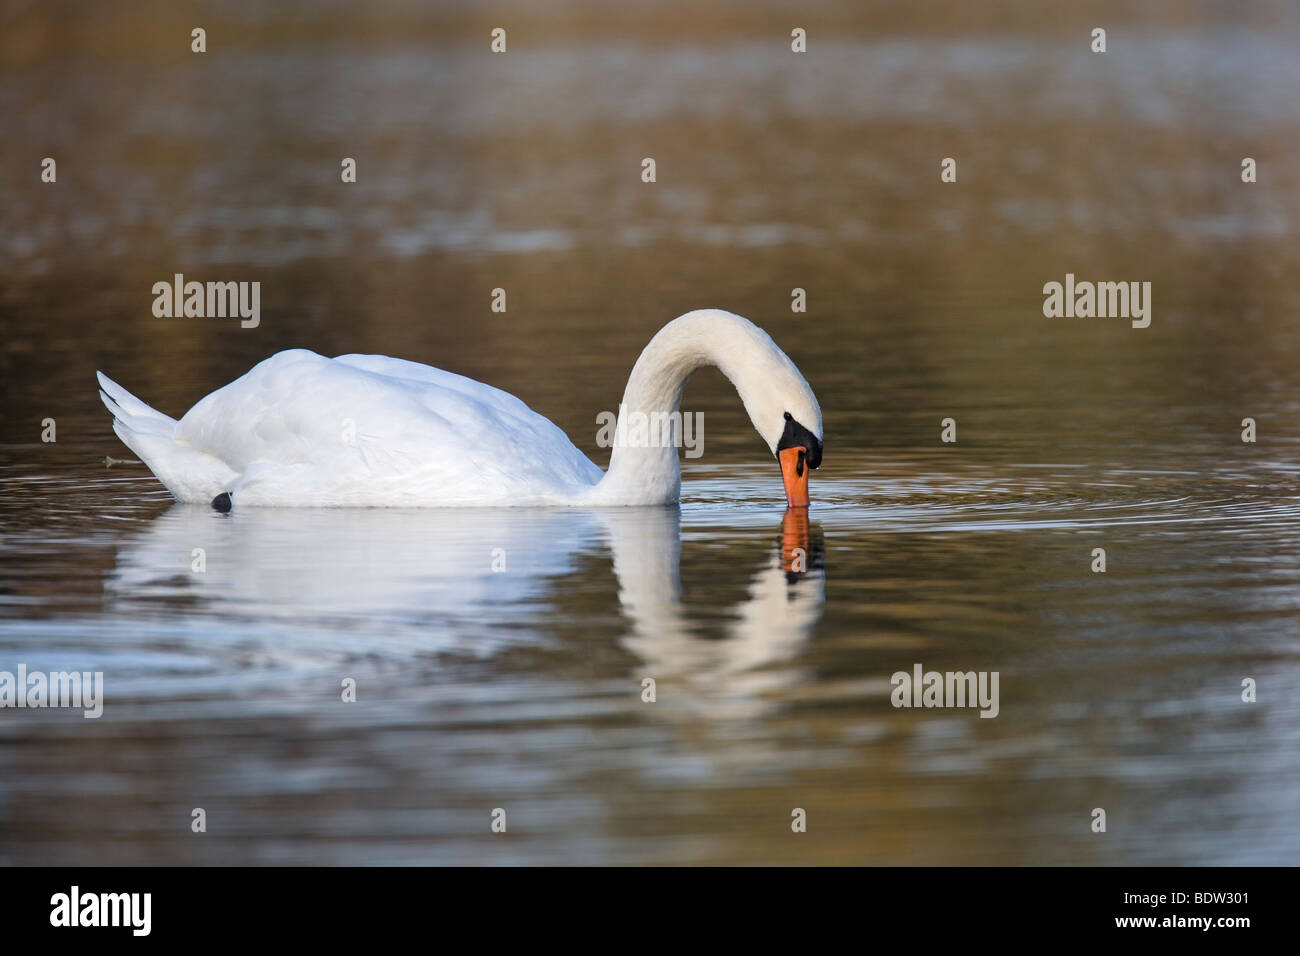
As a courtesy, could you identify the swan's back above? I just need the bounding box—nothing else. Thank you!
[104,349,602,507]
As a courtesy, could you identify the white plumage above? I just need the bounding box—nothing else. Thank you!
[98,309,822,508]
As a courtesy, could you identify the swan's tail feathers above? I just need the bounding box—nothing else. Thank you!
[96,371,232,503]
[97,371,176,439]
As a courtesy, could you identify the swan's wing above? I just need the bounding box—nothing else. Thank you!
[176,349,602,505]
[333,353,539,423]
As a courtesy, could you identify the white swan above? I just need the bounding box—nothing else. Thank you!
[97,309,824,509]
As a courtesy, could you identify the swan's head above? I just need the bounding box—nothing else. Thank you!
[732,328,823,508]
[774,409,823,507]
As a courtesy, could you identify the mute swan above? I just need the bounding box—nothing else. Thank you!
[97,309,823,509]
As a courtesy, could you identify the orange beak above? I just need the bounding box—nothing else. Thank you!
[778,446,810,508]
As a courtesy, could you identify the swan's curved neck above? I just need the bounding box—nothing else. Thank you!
[588,310,794,505]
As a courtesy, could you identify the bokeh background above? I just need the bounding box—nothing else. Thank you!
[2,0,1299,864]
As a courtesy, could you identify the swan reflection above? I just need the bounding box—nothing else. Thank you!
[613,508,824,716]
[106,505,825,704]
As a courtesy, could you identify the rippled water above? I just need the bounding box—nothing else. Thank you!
[3,1,1300,864]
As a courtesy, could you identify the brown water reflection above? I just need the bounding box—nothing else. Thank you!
[2,1,1299,864]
